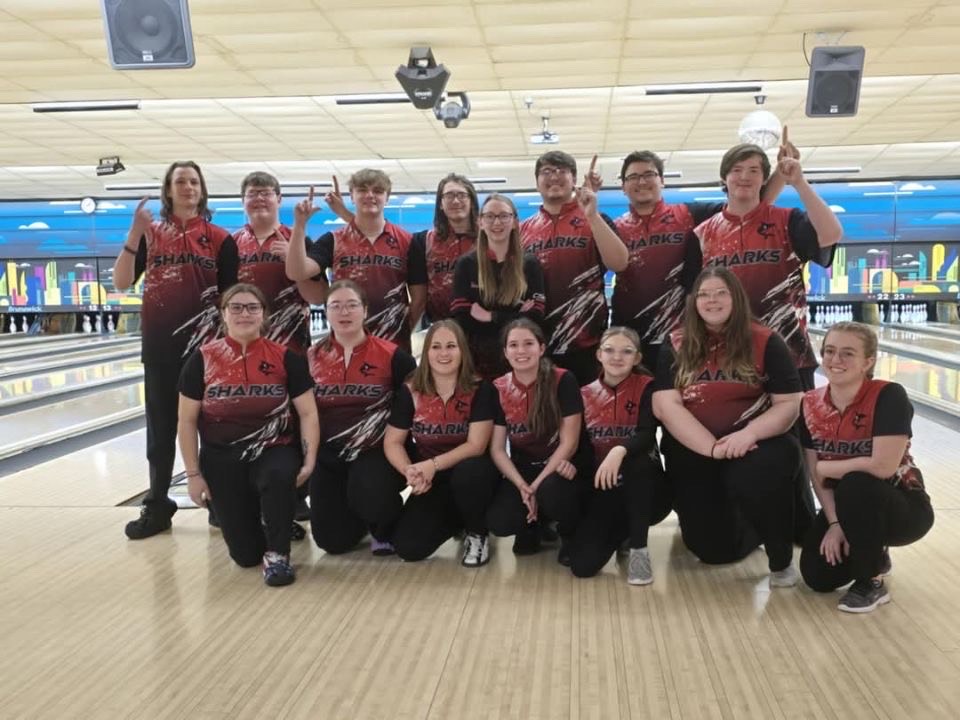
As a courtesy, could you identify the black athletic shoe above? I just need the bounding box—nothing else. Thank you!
[512,525,541,556]
[539,522,559,544]
[263,552,295,587]
[290,521,307,542]
[295,498,310,522]
[557,539,571,567]
[878,548,892,577]
[124,501,177,540]
[207,506,220,528]
[838,578,890,613]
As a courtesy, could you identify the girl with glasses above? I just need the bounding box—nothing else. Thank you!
[652,268,804,587]
[451,194,546,379]
[566,327,673,585]
[177,283,319,586]
[384,320,500,566]
[305,279,416,556]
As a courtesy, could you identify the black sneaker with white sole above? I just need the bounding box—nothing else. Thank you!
[461,533,490,567]
[124,500,177,540]
[838,578,890,613]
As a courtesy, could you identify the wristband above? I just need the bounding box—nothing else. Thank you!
[710,441,718,459]
[122,245,137,256]
[185,470,201,478]
[828,520,840,527]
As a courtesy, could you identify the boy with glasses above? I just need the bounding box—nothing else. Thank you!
[520,151,629,385]
[285,169,427,353]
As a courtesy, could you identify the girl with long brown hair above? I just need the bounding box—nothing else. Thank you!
[652,267,804,586]
[487,318,588,561]
[451,193,545,379]
[383,320,500,566]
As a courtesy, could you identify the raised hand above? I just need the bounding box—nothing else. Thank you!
[583,154,603,192]
[575,184,599,217]
[325,175,351,221]
[131,196,154,238]
[777,125,800,162]
[777,156,803,186]
[294,186,321,226]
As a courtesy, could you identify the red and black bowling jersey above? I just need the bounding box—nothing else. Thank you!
[388,379,498,459]
[800,380,924,492]
[694,202,834,369]
[412,229,476,321]
[451,250,547,380]
[179,336,313,461]
[133,216,238,363]
[581,373,657,463]
[494,367,583,467]
[655,323,801,438]
[520,201,614,355]
[612,201,721,345]
[308,334,416,461]
[235,224,311,353]
[308,221,426,349]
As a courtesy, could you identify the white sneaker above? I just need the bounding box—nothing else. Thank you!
[769,564,799,588]
[627,547,653,585]
[461,533,490,567]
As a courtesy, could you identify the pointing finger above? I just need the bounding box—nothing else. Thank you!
[332,175,340,196]
[782,125,789,146]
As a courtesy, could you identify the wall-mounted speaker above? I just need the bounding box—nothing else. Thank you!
[100,0,195,70]
[805,46,865,117]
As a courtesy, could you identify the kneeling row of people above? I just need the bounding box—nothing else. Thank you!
[178,272,932,615]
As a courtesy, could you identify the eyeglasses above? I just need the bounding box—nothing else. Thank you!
[537,166,570,178]
[480,212,515,224]
[695,288,731,301]
[327,300,363,313]
[243,189,276,199]
[441,191,469,202]
[226,302,264,315]
[600,346,638,357]
[623,171,660,183]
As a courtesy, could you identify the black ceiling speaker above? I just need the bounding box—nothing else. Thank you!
[395,47,450,109]
[806,46,865,117]
[100,0,195,69]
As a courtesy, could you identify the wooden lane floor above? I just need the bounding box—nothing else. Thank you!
[0,358,143,409]
[1,416,959,719]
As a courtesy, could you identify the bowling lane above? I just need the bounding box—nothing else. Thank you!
[871,352,960,408]
[0,343,140,380]
[0,382,144,460]
[0,336,139,364]
[0,359,144,407]
[0,332,86,347]
[873,326,960,356]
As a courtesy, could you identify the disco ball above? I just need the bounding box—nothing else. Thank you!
[738,109,782,149]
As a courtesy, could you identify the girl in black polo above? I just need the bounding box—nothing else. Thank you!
[451,193,546,380]
[384,320,499,566]
[799,322,934,613]
[653,267,804,586]
[566,327,673,584]
[488,318,587,561]
[306,279,416,556]
[178,284,318,586]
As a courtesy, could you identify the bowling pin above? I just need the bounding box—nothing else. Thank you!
[107,315,116,333]
[94,314,102,333]
[82,314,92,333]
[21,315,28,332]
[8,316,17,334]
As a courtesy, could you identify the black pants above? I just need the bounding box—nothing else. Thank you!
[309,446,405,554]
[487,449,592,539]
[200,444,300,567]
[568,453,674,578]
[393,455,499,562]
[551,344,599,386]
[662,433,800,571]
[143,361,185,511]
[800,473,934,591]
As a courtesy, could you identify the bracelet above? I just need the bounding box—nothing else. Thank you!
[431,457,441,473]
[710,441,718,458]
[122,245,137,256]
[828,520,840,527]
[185,470,201,478]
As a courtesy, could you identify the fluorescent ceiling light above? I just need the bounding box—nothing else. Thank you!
[280,180,333,188]
[467,177,507,184]
[805,167,862,174]
[104,183,159,191]
[334,93,411,106]
[663,171,683,178]
[33,100,141,113]
[530,133,560,145]
[644,82,762,96]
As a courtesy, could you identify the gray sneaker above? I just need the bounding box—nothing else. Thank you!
[627,547,653,585]
[461,533,490,567]
[838,579,890,613]
[769,564,800,588]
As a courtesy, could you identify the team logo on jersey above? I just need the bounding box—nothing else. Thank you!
[658,211,677,225]
[852,411,867,429]
[384,234,400,249]
[624,399,637,415]
[258,360,276,375]
[454,397,469,414]
[569,216,585,228]
[359,361,378,377]
[197,234,209,246]
[757,222,775,240]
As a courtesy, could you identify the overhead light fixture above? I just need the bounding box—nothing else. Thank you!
[33,100,141,113]
[104,182,158,191]
[395,46,450,109]
[96,156,126,177]
[434,92,470,128]
[805,167,862,174]
[663,171,683,179]
[466,177,507,184]
[530,115,559,145]
[334,93,411,106]
[279,181,334,189]
[738,94,781,149]
[645,82,762,96]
